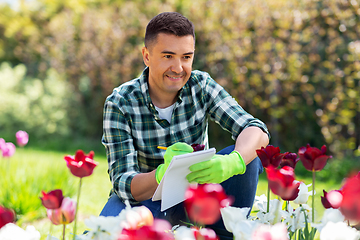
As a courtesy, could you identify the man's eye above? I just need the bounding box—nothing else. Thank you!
[184,56,192,59]
[164,55,172,59]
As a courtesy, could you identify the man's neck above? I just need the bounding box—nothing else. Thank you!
[150,91,178,108]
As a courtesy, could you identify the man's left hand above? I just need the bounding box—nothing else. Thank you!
[186,151,246,184]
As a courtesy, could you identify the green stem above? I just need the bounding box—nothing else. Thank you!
[62,224,66,240]
[267,183,270,213]
[48,222,53,238]
[312,171,315,223]
[73,178,82,240]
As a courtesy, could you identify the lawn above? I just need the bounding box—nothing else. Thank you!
[1,147,343,239]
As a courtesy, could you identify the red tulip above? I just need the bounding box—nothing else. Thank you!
[184,184,233,226]
[266,166,300,201]
[192,227,219,240]
[15,130,29,147]
[64,150,98,178]
[191,144,205,152]
[0,205,15,229]
[256,145,286,168]
[118,219,173,240]
[321,190,343,209]
[279,152,299,169]
[298,144,332,171]
[40,189,64,209]
[339,174,360,221]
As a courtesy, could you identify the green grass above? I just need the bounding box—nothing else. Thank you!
[1,147,350,239]
[0,147,111,240]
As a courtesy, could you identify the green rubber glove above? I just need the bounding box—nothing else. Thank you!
[186,151,246,184]
[155,142,194,184]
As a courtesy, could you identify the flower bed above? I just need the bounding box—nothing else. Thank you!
[1,132,360,240]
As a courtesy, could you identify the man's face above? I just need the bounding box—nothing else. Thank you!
[142,33,195,106]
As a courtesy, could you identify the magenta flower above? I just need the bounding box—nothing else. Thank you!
[0,205,15,229]
[298,144,332,171]
[15,130,29,147]
[1,142,16,158]
[279,152,299,169]
[40,189,64,209]
[256,145,286,168]
[184,183,233,226]
[64,150,98,178]
[46,197,76,225]
[266,166,300,201]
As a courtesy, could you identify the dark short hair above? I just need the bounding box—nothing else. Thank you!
[145,12,195,48]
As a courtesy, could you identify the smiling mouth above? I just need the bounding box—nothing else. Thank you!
[166,75,184,80]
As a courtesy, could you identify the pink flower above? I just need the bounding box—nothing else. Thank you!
[0,138,6,151]
[184,184,233,226]
[266,166,300,201]
[321,190,343,209]
[0,205,15,229]
[1,142,16,158]
[252,223,289,240]
[64,150,98,178]
[118,219,173,240]
[192,227,219,240]
[47,197,76,225]
[15,130,29,147]
[40,189,64,209]
[298,144,332,171]
[256,145,286,168]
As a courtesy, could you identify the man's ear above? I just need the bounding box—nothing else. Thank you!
[142,47,150,67]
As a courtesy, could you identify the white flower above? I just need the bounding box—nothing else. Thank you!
[77,215,123,240]
[282,204,310,232]
[293,182,314,205]
[232,220,259,240]
[320,222,360,240]
[0,223,40,240]
[312,208,345,233]
[220,206,250,232]
[255,198,282,224]
[174,226,195,240]
[252,222,289,240]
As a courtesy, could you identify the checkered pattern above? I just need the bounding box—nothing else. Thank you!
[102,67,270,203]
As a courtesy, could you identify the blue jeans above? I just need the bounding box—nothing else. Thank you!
[99,145,263,240]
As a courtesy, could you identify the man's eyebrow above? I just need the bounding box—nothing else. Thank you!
[161,51,194,55]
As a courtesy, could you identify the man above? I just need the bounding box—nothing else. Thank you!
[100,12,269,239]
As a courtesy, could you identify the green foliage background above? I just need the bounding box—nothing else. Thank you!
[0,0,359,158]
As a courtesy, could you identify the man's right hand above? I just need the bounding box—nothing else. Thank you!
[155,142,193,184]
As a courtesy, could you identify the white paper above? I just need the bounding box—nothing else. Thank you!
[152,148,216,211]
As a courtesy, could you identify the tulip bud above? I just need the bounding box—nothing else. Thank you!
[15,130,29,147]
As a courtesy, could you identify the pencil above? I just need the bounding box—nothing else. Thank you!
[157,146,167,150]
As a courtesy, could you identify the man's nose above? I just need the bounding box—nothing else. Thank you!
[170,58,183,74]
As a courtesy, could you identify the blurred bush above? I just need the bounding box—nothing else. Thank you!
[0,0,359,158]
[0,62,71,142]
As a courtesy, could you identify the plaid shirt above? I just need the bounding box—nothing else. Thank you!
[102,67,269,203]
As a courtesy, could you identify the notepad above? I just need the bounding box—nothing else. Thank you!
[152,148,216,212]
